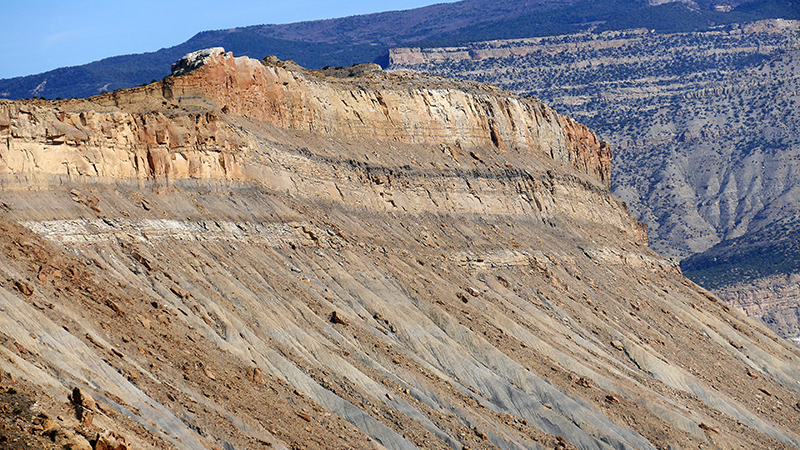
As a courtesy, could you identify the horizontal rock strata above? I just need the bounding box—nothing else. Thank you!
[0,49,798,450]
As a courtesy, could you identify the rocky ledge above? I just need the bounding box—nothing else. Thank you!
[1,48,610,189]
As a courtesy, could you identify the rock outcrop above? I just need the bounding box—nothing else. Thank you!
[1,49,610,189]
[0,100,246,185]
[162,49,612,186]
[171,47,226,76]
[386,19,800,344]
[0,49,798,450]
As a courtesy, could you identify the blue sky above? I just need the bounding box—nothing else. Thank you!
[0,1,453,80]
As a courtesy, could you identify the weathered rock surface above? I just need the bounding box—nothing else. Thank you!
[0,99,246,184]
[95,430,130,450]
[0,49,799,450]
[171,47,226,77]
[714,275,800,345]
[1,49,610,190]
[387,19,800,343]
[389,19,800,258]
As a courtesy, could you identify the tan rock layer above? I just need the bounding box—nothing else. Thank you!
[154,50,610,186]
[0,101,245,183]
[0,51,610,189]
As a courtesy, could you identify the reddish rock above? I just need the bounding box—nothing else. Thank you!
[51,428,92,450]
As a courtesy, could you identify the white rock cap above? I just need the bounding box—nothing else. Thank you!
[171,47,226,76]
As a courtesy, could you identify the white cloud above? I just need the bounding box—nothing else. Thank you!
[42,29,85,49]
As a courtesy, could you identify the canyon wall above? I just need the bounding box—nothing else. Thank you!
[0,49,799,450]
[13,49,608,187]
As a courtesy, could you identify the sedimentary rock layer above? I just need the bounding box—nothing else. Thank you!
[0,50,798,450]
[1,49,611,189]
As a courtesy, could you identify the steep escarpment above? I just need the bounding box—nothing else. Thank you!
[1,50,799,450]
[0,101,246,184]
[387,19,800,343]
[1,49,610,189]
[162,49,612,187]
[388,19,800,259]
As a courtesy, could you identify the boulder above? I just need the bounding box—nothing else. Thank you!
[69,387,96,410]
[251,367,263,385]
[69,387,96,426]
[14,279,33,296]
[51,428,92,450]
[95,430,130,450]
[330,311,349,325]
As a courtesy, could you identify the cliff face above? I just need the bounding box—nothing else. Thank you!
[0,101,246,183]
[386,20,800,345]
[0,50,799,450]
[2,49,610,186]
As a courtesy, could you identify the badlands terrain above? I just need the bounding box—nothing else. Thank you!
[0,49,800,449]
[388,18,800,343]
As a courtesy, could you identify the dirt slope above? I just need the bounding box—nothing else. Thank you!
[1,49,799,450]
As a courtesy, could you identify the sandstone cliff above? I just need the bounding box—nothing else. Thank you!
[0,49,799,450]
[386,20,800,345]
[0,100,246,184]
[1,49,611,189]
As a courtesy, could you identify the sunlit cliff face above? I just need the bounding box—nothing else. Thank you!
[0,49,798,450]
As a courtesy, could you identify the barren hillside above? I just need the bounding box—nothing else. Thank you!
[388,19,800,343]
[1,49,799,450]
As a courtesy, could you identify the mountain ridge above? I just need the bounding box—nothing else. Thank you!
[2,0,797,101]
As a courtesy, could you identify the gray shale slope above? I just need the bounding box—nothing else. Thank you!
[1,49,800,450]
[388,18,800,342]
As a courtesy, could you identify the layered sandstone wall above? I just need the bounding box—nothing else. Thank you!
[0,101,247,184]
[0,50,610,189]
[159,50,611,187]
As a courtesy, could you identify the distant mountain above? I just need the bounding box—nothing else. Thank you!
[682,218,800,291]
[681,217,800,344]
[1,0,794,100]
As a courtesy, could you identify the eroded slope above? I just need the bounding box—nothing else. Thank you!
[387,19,800,343]
[1,50,799,450]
